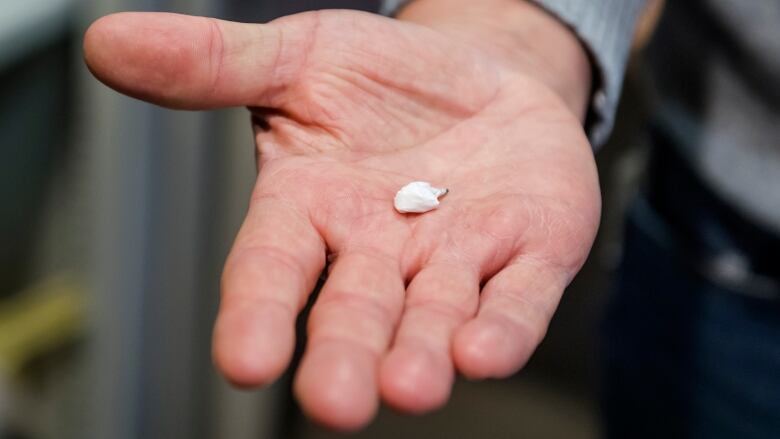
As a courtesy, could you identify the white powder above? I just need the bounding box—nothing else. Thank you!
[394,181,448,213]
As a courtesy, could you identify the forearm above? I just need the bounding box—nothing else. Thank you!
[396,0,592,120]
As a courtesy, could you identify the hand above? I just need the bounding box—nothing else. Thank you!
[84,2,600,430]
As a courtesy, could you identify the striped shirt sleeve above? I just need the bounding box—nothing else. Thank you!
[380,0,647,147]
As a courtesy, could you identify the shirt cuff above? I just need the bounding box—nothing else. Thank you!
[380,0,646,148]
[379,0,409,15]
[526,0,645,147]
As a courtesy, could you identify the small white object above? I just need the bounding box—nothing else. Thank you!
[394,181,448,213]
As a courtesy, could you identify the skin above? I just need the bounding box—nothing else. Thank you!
[83,0,599,430]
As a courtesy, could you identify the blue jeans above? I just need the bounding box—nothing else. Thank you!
[600,194,780,438]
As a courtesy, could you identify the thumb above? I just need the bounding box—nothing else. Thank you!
[83,12,299,109]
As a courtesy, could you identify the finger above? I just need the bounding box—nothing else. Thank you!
[453,258,567,379]
[294,249,405,431]
[380,263,479,414]
[83,12,299,109]
[83,11,500,113]
[213,195,325,387]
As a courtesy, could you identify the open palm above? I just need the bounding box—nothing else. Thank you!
[85,9,600,430]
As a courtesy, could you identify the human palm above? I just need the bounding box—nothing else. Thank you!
[85,9,600,430]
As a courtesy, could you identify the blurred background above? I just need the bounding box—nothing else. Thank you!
[0,0,658,438]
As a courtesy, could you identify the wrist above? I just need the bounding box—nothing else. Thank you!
[396,0,592,120]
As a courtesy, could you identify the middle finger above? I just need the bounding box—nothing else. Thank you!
[294,247,405,430]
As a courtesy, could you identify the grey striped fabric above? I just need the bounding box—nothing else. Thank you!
[380,0,646,147]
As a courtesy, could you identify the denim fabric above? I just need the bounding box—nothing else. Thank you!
[600,196,780,439]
